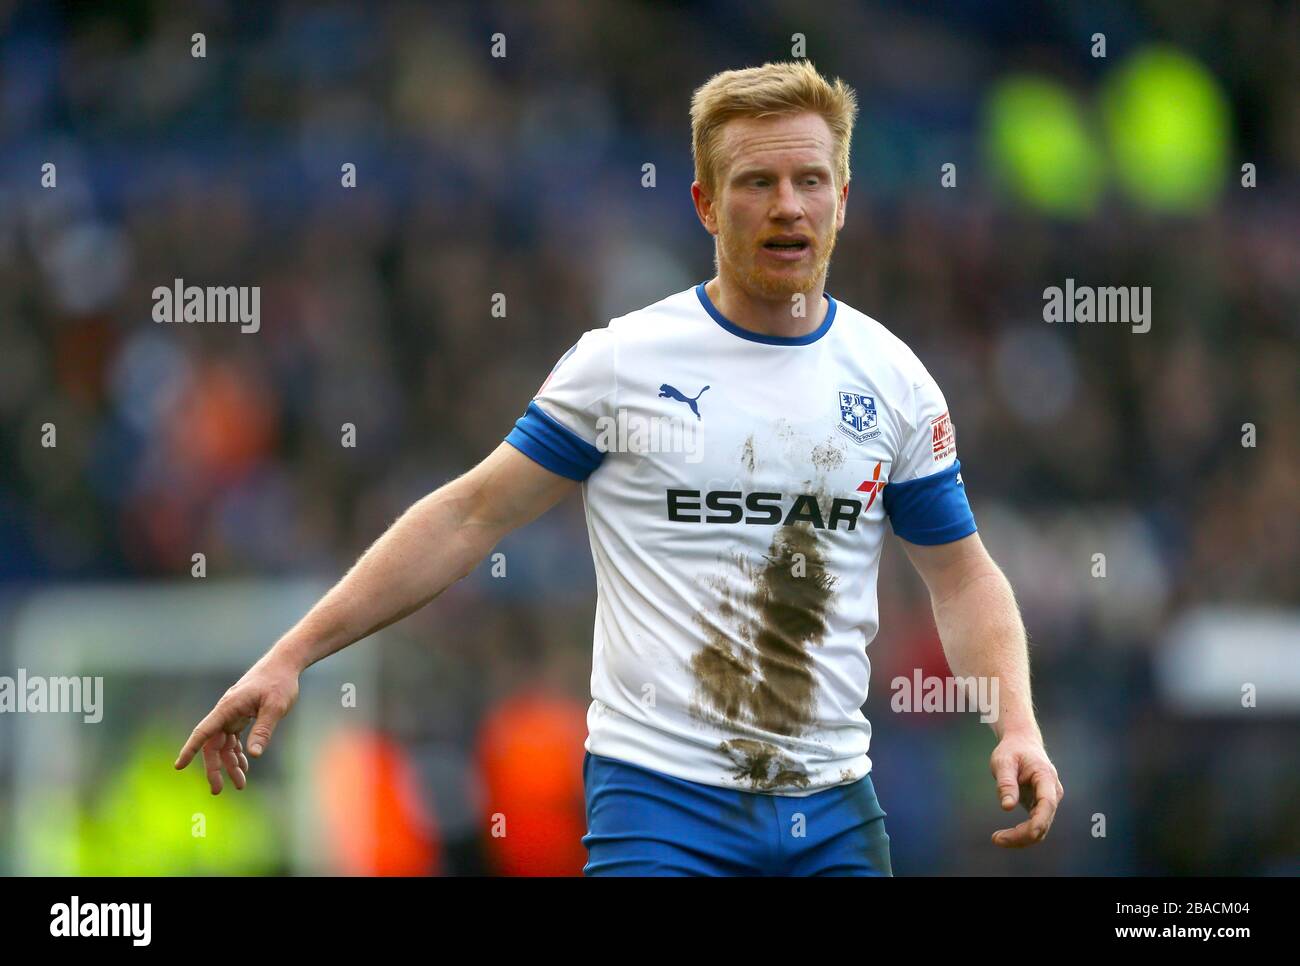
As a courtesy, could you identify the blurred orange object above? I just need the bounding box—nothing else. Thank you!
[316,729,441,876]
[477,690,588,876]
[168,361,278,481]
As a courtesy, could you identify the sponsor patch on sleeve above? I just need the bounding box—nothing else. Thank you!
[931,411,956,461]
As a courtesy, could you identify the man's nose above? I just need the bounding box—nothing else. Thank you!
[769,177,803,219]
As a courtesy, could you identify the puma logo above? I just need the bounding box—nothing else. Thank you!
[659,383,710,420]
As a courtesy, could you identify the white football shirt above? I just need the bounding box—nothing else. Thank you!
[506,282,976,795]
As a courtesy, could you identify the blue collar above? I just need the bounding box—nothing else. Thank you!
[695,282,836,345]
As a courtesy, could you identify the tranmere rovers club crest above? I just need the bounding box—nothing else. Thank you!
[837,390,881,443]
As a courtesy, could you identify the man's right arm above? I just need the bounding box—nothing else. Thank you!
[278,441,577,672]
[174,441,577,791]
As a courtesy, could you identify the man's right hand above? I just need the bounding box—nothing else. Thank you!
[174,654,301,794]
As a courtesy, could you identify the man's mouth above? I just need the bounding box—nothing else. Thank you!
[760,235,812,261]
[762,236,811,251]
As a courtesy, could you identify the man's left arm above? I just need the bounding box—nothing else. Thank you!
[901,532,1065,848]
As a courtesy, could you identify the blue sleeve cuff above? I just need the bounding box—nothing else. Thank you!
[504,401,605,481]
[883,459,977,545]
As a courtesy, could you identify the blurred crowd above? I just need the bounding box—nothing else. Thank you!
[0,0,1297,874]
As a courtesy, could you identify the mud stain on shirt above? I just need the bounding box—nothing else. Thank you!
[810,440,845,471]
[690,517,838,789]
[720,738,811,791]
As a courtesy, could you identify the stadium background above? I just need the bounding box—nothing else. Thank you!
[0,0,1297,875]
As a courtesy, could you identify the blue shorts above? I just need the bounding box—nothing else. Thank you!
[582,751,892,876]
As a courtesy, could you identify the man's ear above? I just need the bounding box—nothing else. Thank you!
[691,181,718,236]
[837,180,849,231]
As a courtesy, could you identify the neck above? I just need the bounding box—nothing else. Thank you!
[705,272,828,339]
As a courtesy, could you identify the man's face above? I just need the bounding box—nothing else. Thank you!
[699,111,848,301]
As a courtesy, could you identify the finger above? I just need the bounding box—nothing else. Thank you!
[230,732,249,767]
[201,734,226,795]
[175,712,226,770]
[1026,772,1060,839]
[1025,799,1054,843]
[991,817,1039,848]
[220,733,246,791]
[229,733,248,784]
[247,701,285,757]
[994,783,1058,848]
[219,733,238,783]
[992,756,1020,810]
